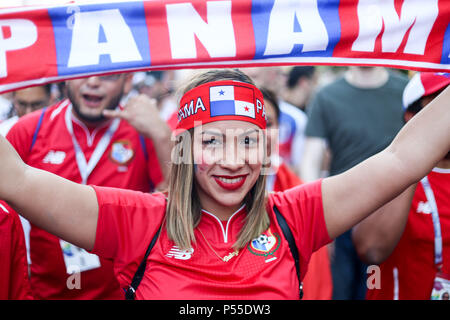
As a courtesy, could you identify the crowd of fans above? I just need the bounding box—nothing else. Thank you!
[0,66,448,300]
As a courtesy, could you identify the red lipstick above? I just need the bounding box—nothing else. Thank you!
[213,175,247,191]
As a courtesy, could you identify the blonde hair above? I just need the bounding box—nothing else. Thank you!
[166,69,270,250]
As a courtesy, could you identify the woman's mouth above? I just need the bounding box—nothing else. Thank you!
[213,175,247,191]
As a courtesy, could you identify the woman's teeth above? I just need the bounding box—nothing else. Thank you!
[217,177,243,184]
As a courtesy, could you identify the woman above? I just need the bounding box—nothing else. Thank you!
[0,69,449,299]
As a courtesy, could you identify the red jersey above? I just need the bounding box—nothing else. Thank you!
[271,163,332,300]
[367,168,450,300]
[6,99,163,300]
[91,180,331,299]
[0,201,33,300]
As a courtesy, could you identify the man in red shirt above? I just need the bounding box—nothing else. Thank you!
[0,201,33,300]
[6,73,173,299]
[352,72,450,299]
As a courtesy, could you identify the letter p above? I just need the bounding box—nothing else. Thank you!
[0,19,38,78]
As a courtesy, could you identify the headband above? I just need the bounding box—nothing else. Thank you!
[175,80,267,133]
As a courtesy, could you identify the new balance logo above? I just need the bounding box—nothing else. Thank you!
[43,151,66,165]
[165,246,194,260]
[417,201,431,214]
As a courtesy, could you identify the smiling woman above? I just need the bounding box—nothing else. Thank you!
[166,71,269,253]
[0,68,449,300]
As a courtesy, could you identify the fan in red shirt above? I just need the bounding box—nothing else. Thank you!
[262,87,332,300]
[0,201,33,300]
[0,69,448,300]
[353,72,450,300]
[5,73,172,300]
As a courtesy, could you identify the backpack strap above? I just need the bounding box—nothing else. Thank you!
[273,204,303,299]
[139,134,148,161]
[29,107,47,152]
[125,224,162,300]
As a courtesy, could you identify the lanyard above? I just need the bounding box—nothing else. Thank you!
[420,176,443,270]
[64,104,120,185]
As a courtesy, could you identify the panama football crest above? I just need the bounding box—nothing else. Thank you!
[247,228,280,263]
[109,140,134,165]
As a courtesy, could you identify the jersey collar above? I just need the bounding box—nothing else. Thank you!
[199,204,246,244]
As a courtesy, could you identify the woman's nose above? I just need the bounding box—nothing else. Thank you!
[220,138,246,170]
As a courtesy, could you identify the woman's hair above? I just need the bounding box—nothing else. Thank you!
[166,69,270,250]
[260,87,280,124]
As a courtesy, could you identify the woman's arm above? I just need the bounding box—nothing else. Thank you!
[322,86,450,239]
[351,184,416,265]
[0,135,98,251]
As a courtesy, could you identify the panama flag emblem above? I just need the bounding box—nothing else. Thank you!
[109,140,134,165]
[209,85,256,119]
[248,228,280,262]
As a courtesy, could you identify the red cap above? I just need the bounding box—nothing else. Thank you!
[403,72,450,110]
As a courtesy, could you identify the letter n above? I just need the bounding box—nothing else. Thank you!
[166,1,236,59]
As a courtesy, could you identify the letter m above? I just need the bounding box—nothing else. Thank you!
[352,0,438,55]
[183,100,194,117]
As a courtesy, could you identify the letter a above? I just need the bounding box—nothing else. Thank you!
[264,0,328,55]
[366,265,381,290]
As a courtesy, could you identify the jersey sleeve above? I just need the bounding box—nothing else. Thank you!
[268,179,331,277]
[91,186,166,267]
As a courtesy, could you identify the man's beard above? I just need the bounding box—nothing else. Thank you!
[67,88,123,124]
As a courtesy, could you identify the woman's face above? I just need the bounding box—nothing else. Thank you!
[192,120,264,217]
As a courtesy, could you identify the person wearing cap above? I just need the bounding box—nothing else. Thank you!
[301,66,408,300]
[0,68,448,299]
[352,72,450,300]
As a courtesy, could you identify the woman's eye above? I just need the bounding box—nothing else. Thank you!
[203,137,219,145]
[242,136,257,145]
